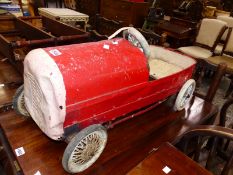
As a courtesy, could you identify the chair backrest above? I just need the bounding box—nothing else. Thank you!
[217,16,233,40]
[195,18,227,49]
[177,97,233,175]
[222,27,233,56]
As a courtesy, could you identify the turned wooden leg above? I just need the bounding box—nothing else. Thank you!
[225,76,233,98]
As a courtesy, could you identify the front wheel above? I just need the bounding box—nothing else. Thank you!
[62,124,108,173]
[174,79,196,111]
[12,85,30,117]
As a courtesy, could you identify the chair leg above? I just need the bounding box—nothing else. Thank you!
[221,151,233,175]
[225,76,233,98]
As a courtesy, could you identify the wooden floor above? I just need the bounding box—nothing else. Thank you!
[0,55,218,175]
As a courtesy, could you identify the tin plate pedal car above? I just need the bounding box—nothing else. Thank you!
[13,27,196,173]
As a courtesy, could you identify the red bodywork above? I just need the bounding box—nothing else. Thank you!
[43,38,195,130]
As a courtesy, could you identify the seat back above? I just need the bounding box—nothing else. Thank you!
[217,16,233,41]
[195,18,227,49]
[222,28,233,56]
[178,125,233,175]
[177,97,233,175]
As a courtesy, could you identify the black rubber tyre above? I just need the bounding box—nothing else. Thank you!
[13,85,30,117]
[123,27,150,59]
[62,124,107,173]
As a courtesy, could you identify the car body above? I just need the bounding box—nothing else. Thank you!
[14,27,196,173]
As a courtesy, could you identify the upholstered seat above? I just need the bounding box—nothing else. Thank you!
[149,59,182,79]
[148,45,195,79]
[178,18,227,60]
[207,55,233,73]
[178,46,213,59]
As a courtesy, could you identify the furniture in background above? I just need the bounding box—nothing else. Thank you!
[177,124,233,175]
[76,0,100,25]
[127,142,212,175]
[176,84,233,175]
[63,0,76,10]
[0,15,89,74]
[100,0,150,27]
[88,14,123,41]
[206,27,233,97]
[173,0,203,21]
[155,0,183,16]
[136,28,167,46]
[215,16,233,54]
[38,7,89,30]
[156,17,197,48]
[178,18,227,60]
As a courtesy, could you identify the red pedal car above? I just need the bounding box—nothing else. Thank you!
[13,27,196,173]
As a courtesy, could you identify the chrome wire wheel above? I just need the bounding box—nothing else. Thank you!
[62,125,107,173]
[13,85,30,117]
[174,79,196,111]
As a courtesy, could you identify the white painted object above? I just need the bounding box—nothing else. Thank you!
[24,49,66,140]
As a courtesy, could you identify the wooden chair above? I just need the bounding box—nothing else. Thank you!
[215,16,233,55]
[178,19,228,88]
[178,125,233,175]
[88,14,124,41]
[178,18,227,60]
[176,96,233,175]
[206,27,233,97]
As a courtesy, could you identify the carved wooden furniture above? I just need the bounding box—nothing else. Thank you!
[88,14,124,41]
[128,142,212,175]
[21,16,89,45]
[157,17,197,48]
[38,8,89,30]
[136,28,166,46]
[173,0,203,21]
[0,94,218,174]
[0,16,89,74]
[76,0,100,25]
[100,0,150,27]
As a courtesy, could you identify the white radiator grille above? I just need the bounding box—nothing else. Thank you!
[25,73,45,131]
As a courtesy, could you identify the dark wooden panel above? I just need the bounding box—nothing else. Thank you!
[15,18,53,40]
[100,0,149,27]
[76,0,100,25]
[0,34,13,61]
[41,16,85,36]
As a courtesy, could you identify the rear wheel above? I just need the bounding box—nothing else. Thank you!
[62,124,108,173]
[174,79,196,111]
[13,85,30,117]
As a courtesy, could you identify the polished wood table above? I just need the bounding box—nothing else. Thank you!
[156,17,197,48]
[0,95,218,175]
[128,142,212,175]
